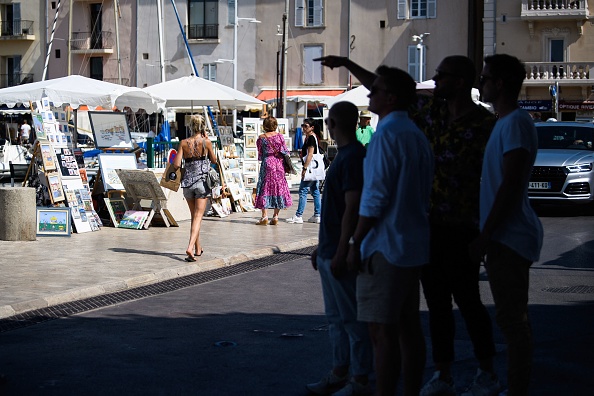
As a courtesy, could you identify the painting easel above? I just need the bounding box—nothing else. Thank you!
[115,169,177,228]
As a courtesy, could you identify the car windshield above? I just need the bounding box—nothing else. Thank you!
[536,125,594,151]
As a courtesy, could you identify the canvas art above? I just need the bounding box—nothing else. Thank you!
[47,172,65,203]
[88,112,134,150]
[118,210,150,229]
[40,143,57,171]
[244,122,256,132]
[244,148,257,160]
[36,207,71,237]
[245,134,257,148]
[98,153,138,190]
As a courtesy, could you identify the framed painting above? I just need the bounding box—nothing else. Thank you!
[32,114,46,140]
[244,122,257,133]
[40,143,57,171]
[88,111,134,150]
[243,161,258,174]
[245,134,257,148]
[47,172,65,203]
[244,148,258,160]
[244,174,258,188]
[98,153,138,190]
[36,207,72,237]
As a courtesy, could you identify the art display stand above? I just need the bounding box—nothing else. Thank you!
[115,169,178,229]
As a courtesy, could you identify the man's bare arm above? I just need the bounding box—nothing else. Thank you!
[314,56,377,89]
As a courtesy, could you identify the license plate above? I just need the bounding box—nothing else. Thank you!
[529,182,551,189]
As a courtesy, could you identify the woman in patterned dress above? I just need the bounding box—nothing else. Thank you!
[254,116,293,225]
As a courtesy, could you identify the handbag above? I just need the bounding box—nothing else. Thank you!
[160,162,183,192]
[206,166,220,189]
[303,135,326,181]
[266,135,296,174]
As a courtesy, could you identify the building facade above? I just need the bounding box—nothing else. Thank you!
[485,0,594,121]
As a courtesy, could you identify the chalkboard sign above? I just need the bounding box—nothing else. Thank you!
[88,111,133,150]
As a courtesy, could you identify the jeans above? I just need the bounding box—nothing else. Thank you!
[421,224,496,364]
[318,256,373,376]
[295,180,321,217]
[485,241,532,396]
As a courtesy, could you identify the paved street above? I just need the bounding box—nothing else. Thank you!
[0,205,593,395]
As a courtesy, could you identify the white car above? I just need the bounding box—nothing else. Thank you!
[529,122,594,204]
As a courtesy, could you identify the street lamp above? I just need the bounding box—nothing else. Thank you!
[412,33,430,82]
[216,4,260,132]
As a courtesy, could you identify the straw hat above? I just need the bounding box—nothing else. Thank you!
[359,110,372,118]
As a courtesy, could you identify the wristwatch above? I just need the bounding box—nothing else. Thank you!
[348,236,360,247]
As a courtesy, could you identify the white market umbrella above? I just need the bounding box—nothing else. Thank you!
[324,80,436,109]
[0,75,166,113]
[143,76,266,109]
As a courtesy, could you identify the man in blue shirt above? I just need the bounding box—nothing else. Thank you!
[318,57,434,396]
[308,101,372,396]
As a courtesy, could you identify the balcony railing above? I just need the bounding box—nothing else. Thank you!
[185,24,218,40]
[525,62,592,82]
[0,73,34,88]
[71,31,113,50]
[522,0,588,19]
[103,78,130,86]
[0,20,34,37]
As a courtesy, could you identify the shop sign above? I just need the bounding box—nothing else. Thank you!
[518,100,551,111]
[558,101,594,111]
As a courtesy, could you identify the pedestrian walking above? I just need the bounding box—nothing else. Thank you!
[470,54,544,396]
[19,120,31,145]
[307,101,373,396]
[172,114,218,262]
[318,56,434,396]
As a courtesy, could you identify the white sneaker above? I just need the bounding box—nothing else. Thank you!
[461,369,501,396]
[420,371,456,396]
[332,379,372,396]
[286,215,303,224]
[308,215,321,224]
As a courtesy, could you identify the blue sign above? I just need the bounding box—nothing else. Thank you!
[518,100,552,111]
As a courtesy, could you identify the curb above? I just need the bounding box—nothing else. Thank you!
[0,237,318,320]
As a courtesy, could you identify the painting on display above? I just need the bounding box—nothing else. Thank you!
[244,122,257,133]
[32,114,46,140]
[118,210,150,230]
[47,172,65,203]
[244,148,257,160]
[36,207,71,237]
[40,143,57,171]
[62,179,92,233]
[88,111,134,150]
[245,134,257,148]
[97,153,138,191]
[57,148,80,178]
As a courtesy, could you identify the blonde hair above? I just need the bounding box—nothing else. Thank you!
[262,116,278,132]
[189,114,206,136]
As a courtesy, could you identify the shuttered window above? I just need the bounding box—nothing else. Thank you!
[295,0,324,27]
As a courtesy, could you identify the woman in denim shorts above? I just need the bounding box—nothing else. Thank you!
[173,115,217,262]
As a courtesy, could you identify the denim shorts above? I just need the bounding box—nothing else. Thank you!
[182,180,210,199]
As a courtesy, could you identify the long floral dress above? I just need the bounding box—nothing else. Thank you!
[255,133,293,209]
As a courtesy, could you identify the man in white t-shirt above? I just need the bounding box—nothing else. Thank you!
[470,54,543,396]
[20,120,31,144]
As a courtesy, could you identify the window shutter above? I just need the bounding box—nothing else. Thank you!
[13,3,22,34]
[397,0,407,20]
[228,0,235,26]
[427,0,436,18]
[408,45,419,82]
[295,0,305,27]
[304,45,323,84]
[313,0,323,27]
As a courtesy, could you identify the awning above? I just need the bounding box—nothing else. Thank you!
[256,89,345,102]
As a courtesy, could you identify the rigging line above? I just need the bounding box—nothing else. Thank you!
[43,0,62,81]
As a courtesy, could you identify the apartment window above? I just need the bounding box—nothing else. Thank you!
[295,0,323,27]
[6,55,22,87]
[55,49,61,59]
[90,57,103,81]
[303,45,323,84]
[203,63,217,82]
[398,0,436,19]
[228,0,235,26]
[143,53,149,60]
[188,0,219,39]
[408,45,425,82]
[0,3,22,35]
[549,39,564,62]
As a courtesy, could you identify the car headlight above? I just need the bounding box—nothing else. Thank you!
[565,163,593,173]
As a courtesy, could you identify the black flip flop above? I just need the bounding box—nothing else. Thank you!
[184,255,196,262]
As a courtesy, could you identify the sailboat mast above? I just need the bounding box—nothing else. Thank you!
[114,0,122,84]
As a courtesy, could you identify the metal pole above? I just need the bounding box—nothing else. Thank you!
[156,0,166,82]
[43,0,61,81]
[68,0,73,75]
[232,0,238,134]
[114,0,122,84]
[280,8,288,118]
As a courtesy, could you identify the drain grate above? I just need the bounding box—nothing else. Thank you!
[0,246,315,333]
[541,285,594,294]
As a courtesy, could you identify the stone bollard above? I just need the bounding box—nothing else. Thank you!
[0,187,37,241]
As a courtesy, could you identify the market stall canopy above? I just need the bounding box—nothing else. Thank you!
[143,76,266,109]
[323,80,437,109]
[0,75,166,113]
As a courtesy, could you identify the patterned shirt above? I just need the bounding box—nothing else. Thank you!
[411,95,496,229]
